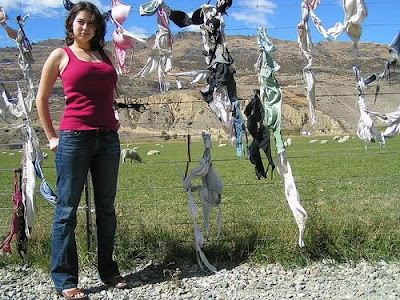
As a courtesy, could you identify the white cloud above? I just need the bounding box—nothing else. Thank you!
[124,25,151,39]
[230,0,277,27]
[182,25,201,33]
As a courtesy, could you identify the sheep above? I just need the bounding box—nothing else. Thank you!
[285,138,292,147]
[309,139,318,144]
[147,150,161,156]
[132,146,140,151]
[121,148,142,163]
[338,135,350,143]
[218,141,227,147]
[333,135,340,141]
[320,140,328,144]
[342,135,350,141]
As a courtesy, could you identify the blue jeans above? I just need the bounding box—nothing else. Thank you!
[51,129,121,291]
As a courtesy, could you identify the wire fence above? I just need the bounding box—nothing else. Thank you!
[1,145,400,227]
[1,0,400,254]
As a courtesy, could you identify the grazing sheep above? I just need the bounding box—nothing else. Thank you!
[333,135,340,140]
[320,140,328,144]
[121,148,142,163]
[147,150,161,156]
[43,152,49,159]
[338,135,351,143]
[309,139,318,144]
[218,141,227,147]
[286,138,292,146]
[132,146,140,151]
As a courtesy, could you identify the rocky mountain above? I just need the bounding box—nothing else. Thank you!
[1,31,399,146]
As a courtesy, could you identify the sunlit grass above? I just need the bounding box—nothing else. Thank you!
[0,135,399,270]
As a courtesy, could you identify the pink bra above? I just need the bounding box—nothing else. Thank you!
[111,0,131,25]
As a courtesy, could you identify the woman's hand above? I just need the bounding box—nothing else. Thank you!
[48,136,59,152]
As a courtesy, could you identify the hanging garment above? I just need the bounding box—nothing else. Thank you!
[232,101,246,156]
[182,133,223,272]
[109,0,147,73]
[354,65,400,146]
[303,69,317,125]
[112,24,146,73]
[368,107,400,146]
[0,11,34,92]
[0,170,24,254]
[244,89,275,179]
[0,6,6,24]
[111,0,130,24]
[22,125,43,238]
[0,83,25,128]
[327,0,368,49]
[388,30,400,65]
[196,3,245,156]
[169,70,212,87]
[297,0,329,69]
[1,10,41,239]
[9,14,35,93]
[0,7,18,40]
[256,28,284,153]
[216,0,232,15]
[169,10,193,28]
[63,0,75,11]
[276,151,308,248]
[200,64,235,136]
[199,5,226,66]
[139,0,163,16]
[136,3,172,93]
[353,66,382,143]
[297,1,328,125]
[34,160,57,207]
[256,28,307,246]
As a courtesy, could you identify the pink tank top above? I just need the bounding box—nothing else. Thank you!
[59,47,118,131]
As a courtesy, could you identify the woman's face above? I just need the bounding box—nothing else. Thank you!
[71,10,96,44]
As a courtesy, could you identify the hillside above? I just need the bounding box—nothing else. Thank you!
[1,31,399,145]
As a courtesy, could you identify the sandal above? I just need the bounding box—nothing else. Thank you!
[58,288,88,300]
[104,275,128,289]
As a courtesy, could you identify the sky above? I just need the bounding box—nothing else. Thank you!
[0,0,399,48]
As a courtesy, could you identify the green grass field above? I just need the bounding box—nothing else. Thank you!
[0,135,399,270]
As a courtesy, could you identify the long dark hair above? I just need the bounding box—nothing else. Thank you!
[65,1,106,50]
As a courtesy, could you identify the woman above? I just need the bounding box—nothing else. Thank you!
[36,2,126,299]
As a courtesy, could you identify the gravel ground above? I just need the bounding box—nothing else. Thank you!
[0,260,399,299]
